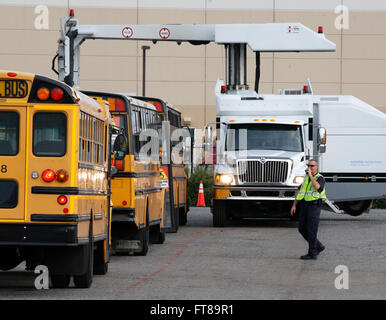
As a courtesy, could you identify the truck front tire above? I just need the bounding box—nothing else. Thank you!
[213,203,227,227]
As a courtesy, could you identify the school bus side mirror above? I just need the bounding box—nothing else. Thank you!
[113,134,128,160]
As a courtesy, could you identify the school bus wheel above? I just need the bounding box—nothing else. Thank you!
[179,207,187,226]
[93,240,109,275]
[73,243,94,288]
[0,247,23,271]
[136,208,150,256]
[74,217,94,288]
[50,274,71,288]
[150,224,165,245]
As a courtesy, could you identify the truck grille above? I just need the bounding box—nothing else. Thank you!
[237,159,290,184]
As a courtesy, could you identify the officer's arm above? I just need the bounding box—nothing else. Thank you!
[290,199,298,215]
[308,173,321,191]
[316,176,325,193]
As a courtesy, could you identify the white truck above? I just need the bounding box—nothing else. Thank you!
[210,79,386,225]
[55,11,386,225]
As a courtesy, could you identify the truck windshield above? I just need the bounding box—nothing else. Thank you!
[226,123,303,152]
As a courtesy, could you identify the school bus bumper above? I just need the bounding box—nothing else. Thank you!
[0,220,106,246]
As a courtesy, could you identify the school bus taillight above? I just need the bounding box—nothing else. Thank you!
[42,169,56,182]
[115,160,124,171]
[56,169,69,182]
[116,98,125,111]
[37,87,50,101]
[57,195,68,205]
[51,88,64,101]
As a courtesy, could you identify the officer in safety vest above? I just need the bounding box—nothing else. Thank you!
[290,159,326,260]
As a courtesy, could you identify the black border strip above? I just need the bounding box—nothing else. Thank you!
[94,213,104,221]
[173,176,187,181]
[112,208,135,214]
[113,171,159,178]
[31,186,107,195]
[31,214,90,222]
[135,187,162,195]
[149,218,162,226]
[79,163,108,172]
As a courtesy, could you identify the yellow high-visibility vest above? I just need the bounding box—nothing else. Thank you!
[296,173,327,202]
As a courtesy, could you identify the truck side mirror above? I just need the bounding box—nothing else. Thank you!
[318,127,326,153]
[204,125,213,150]
[185,136,192,157]
[113,134,128,160]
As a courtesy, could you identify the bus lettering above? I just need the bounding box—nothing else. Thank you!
[0,80,28,98]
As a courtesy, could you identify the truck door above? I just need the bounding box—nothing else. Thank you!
[0,107,27,221]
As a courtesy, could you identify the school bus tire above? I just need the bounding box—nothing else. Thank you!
[74,216,94,288]
[93,240,108,275]
[137,226,149,256]
[73,242,94,288]
[0,247,23,271]
[151,224,165,244]
[179,207,187,226]
[136,207,150,256]
[157,231,166,244]
[50,274,71,288]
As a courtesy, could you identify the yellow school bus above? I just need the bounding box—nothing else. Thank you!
[134,97,189,230]
[82,91,165,255]
[0,71,111,288]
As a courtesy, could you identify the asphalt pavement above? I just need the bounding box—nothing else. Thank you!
[0,207,385,300]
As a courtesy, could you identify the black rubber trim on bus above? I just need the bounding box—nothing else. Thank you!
[30,214,91,222]
[112,208,135,214]
[31,186,107,196]
[113,171,159,178]
[78,163,108,172]
[135,187,162,195]
[173,176,187,181]
[27,74,77,104]
[0,223,78,246]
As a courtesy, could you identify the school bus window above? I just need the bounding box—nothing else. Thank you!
[0,111,19,156]
[0,180,18,209]
[131,108,140,133]
[33,112,66,157]
[104,125,108,162]
[79,111,105,165]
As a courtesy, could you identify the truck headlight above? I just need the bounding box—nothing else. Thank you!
[294,176,305,185]
[216,174,233,185]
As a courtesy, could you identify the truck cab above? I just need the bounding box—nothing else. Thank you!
[211,80,319,224]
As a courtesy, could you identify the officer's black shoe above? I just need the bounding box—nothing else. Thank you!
[317,246,325,255]
[300,254,317,260]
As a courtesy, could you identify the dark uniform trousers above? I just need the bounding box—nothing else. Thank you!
[298,201,324,256]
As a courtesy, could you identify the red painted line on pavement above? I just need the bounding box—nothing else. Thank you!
[114,229,204,297]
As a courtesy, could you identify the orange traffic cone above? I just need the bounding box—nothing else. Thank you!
[196,180,206,207]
